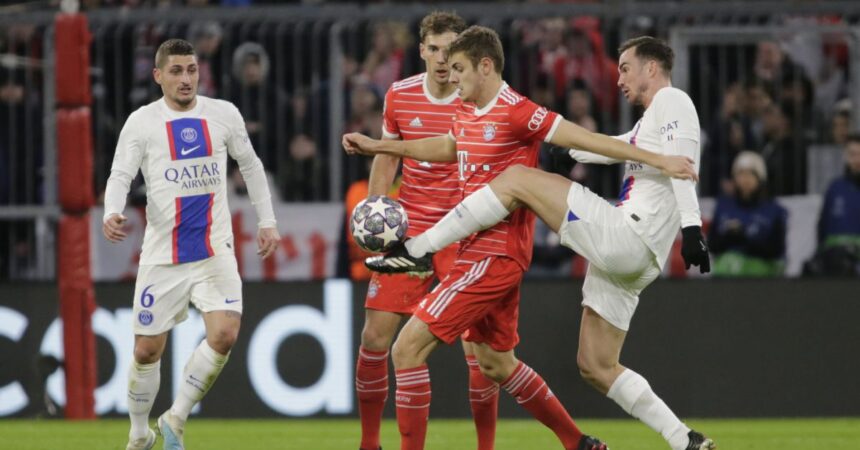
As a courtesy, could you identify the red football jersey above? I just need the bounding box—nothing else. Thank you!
[450,83,561,270]
[382,73,462,236]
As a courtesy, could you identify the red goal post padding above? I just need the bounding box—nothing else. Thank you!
[56,107,94,213]
[54,13,91,107]
[58,214,98,419]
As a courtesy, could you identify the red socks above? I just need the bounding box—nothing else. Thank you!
[394,365,431,450]
[501,362,583,450]
[356,346,389,450]
[466,355,499,450]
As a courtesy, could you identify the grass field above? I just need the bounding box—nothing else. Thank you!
[1,417,858,450]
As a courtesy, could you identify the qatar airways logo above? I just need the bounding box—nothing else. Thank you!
[164,162,222,189]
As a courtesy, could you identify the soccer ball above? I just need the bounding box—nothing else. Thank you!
[350,195,408,253]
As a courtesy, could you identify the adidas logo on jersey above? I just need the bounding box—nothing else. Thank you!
[410,117,423,127]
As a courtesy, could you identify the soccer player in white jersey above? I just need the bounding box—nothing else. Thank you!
[362,36,715,450]
[103,39,280,450]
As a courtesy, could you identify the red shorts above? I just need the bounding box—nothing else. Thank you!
[364,244,458,314]
[414,256,522,352]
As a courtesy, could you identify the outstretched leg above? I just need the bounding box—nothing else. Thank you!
[407,165,573,258]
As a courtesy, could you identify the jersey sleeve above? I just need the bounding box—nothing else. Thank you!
[658,90,703,228]
[225,103,277,228]
[103,112,144,220]
[509,98,562,144]
[653,88,700,144]
[381,88,400,139]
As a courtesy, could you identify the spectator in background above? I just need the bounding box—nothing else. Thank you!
[359,21,409,97]
[705,83,756,195]
[565,79,597,132]
[230,42,287,169]
[551,24,618,117]
[709,151,787,277]
[280,133,324,202]
[760,102,807,195]
[806,133,860,276]
[188,21,223,97]
[807,102,852,194]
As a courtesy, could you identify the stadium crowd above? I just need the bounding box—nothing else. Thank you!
[1,5,859,279]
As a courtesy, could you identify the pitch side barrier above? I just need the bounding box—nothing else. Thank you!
[1,278,858,418]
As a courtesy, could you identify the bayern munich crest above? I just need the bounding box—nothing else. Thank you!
[180,127,198,143]
[483,124,496,141]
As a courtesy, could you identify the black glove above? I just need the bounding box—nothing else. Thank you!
[681,226,711,274]
[548,145,577,175]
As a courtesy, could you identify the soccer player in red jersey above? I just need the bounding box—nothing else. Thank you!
[344,26,696,450]
[353,12,499,450]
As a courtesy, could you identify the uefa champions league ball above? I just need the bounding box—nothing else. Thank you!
[350,195,408,253]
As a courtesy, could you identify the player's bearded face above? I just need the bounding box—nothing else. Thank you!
[421,32,458,85]
[155,54,199,109]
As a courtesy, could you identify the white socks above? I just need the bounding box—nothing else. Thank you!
[406,186,510,258]
[607,369,690,450]
[128,360,161,440]
[170,340,229,423]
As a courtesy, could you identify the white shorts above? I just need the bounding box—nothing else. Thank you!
[131,254,242,335]
[557,183,660,331]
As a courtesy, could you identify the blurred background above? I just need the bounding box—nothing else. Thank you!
[0,0,859,432]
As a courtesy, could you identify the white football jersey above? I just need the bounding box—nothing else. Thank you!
[109,96,258,265]
[614,87,702,268]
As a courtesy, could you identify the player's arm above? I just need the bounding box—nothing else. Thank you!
[368,94,404,196]
[343,133,457,162]
[566,130,633,165]
[227,105,280,259]
[103,118,143,243]
[655,90,710,273]
[368,152,401,196]
[547,119,697,180]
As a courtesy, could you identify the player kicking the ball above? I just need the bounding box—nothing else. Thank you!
[359,36,716,450]
[344,27,696,450]
[353,12,501,450]
[104,39,280,450]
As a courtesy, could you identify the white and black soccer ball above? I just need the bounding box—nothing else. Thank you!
[350,195,408,253]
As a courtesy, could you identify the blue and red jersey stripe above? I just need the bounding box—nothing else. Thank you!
[617,176,635,206]
[172,193,215,264]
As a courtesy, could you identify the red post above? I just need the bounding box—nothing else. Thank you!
[55,12,97,420]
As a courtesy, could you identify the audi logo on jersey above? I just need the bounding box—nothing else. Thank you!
[528,107,549,131]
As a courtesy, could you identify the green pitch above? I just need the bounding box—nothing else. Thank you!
[1,417,858,450]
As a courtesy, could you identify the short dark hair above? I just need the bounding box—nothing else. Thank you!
[155,39,196,68]
[447,25,504,74]
[847,133,860,146]
[419,11,466,43]
[618,36,674,73]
